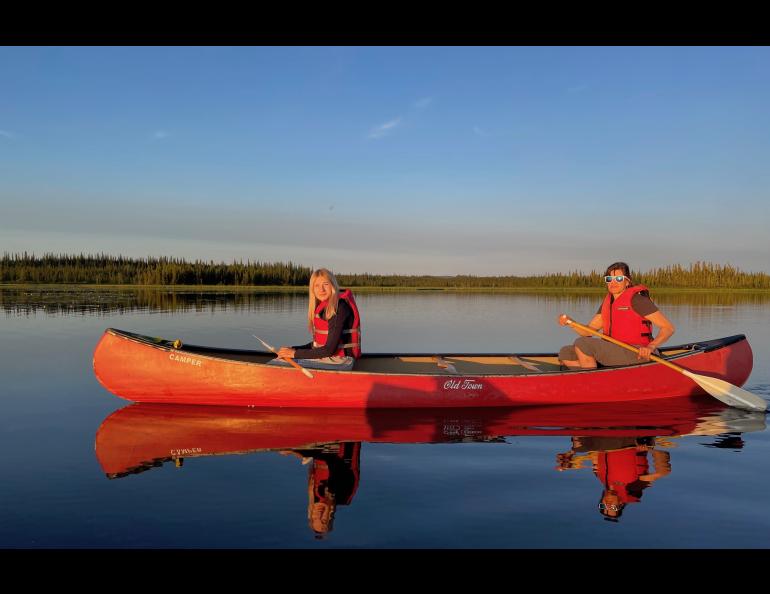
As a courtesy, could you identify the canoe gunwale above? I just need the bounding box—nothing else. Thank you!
[101,327,747,378]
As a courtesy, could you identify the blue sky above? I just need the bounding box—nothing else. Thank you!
[1,46,769,275]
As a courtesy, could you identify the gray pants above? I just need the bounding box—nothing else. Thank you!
[267,355,355,371]
[559,337,650,367]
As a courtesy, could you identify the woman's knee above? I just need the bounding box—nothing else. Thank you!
[559,345,577,361]
[574,337,597,356]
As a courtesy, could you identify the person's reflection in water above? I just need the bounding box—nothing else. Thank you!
[280,442,361,538]
[556,436,672,522]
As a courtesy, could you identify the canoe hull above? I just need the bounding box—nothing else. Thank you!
[92,329,755,408]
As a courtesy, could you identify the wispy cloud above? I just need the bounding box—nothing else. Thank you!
[473,125,509,139]
[367,97,433,140]
[368,117,402,140]
[152,130,169,140]
[567,84,588,94]
[0,129,14,139]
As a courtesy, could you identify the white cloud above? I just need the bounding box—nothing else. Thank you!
[473,126,488,137]
[0,129,13,139]
[368,117,402,140]
[366,98,431,140]
[153,130,169,140]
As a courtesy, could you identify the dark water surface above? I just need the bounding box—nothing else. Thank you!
[2,288,769,548]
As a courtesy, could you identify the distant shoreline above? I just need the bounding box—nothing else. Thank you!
[5,255,770,290]
[3,283,770,294]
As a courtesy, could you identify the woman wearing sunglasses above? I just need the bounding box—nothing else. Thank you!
[556,261,675,369]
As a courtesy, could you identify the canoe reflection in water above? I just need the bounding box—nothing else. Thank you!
[94,396,766,535]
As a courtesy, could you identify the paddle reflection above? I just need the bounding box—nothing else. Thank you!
[94,398,765,535]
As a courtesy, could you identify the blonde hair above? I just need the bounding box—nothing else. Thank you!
[307,268,340,333]
[308,476,336,535]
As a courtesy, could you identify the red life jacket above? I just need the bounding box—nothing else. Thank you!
[601,284,653,346]
[312,289,362,358]
[310,442,361,506]
[596,447,650,504]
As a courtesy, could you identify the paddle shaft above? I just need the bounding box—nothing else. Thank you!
[253,335,313,379]
[279,355,311,375]
[564,318,685,374]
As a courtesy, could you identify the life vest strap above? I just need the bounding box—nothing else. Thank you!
[314,328,358,336]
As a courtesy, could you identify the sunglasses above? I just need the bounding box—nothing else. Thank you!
[604,275,629,283]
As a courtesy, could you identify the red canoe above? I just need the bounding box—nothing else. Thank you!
[95,399,766,478]
[92,328,755,408]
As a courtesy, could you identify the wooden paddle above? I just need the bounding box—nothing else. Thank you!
[561,316,766,412]
[253,334,314,379]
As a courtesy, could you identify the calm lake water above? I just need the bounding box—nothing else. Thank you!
[2,287,770,548]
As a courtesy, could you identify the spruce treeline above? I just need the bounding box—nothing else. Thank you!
[0,253,311,286]
[2,254,769,289]
[336,271,597,288]
[338,262,770,289]
[633,262,770,289]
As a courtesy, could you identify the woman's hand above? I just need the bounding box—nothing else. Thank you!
[276,346,296,359]
[637,345,655,360]
[557,314,573,326]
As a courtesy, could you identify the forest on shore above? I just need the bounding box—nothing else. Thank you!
[2,253,770,289]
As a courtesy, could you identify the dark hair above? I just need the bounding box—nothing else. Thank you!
[605,261,631,279]
[598,492,626,521]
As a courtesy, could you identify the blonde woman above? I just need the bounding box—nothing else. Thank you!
[274,268,361,370]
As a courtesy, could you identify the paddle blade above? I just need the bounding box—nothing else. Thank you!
[688,407,767,436]
[683,370,767,412]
